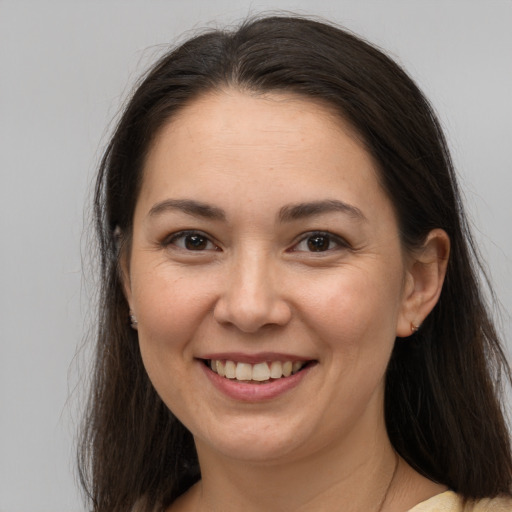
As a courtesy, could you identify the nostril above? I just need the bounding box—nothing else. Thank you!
[213,295,292,333]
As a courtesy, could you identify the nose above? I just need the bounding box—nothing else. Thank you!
[213,250,292,333]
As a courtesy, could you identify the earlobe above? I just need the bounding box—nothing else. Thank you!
[396,229,450,338]
[129,311,138,330]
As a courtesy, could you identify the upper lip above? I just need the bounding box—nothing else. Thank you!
[198,352,314,364]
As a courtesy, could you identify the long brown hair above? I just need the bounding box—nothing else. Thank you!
[79,15,512,512]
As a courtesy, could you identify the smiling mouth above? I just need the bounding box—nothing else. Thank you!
[203,359,313,383]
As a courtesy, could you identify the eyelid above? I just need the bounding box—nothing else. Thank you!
[161,229,350,253]
[163,230,220,251]
[289,230,351,253]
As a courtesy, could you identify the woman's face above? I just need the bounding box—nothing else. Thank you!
[124,90,415,464]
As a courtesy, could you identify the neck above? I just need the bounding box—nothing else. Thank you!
[192,420,399,512]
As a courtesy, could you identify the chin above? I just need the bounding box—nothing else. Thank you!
[192,415,315,464]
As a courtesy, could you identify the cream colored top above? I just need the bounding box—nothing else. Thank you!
[140,490,512,511]
[409,491,512,511]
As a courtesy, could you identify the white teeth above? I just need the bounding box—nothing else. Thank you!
[292,361,302,373]
[216,360,226,377]
[235,362,252,381]
[225,360,236,379]
[252,362,271,381]
[269,361,283,379]
[208,359,307,382]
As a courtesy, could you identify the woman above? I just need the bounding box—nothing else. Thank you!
[79,15,512,512]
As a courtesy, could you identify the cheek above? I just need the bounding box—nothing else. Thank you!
[133,267,213,338]
[298,262,405,358]
[131,271,215,415]
[130,268,216,388]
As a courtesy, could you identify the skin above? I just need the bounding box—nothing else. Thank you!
[123,90,450,511]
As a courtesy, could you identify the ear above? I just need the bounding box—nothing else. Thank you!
[396,229,450,337]
[116,228,134,311]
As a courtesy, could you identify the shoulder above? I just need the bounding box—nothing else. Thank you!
[470,495,512,511]
[408,491,512,512]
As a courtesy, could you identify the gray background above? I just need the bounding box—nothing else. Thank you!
[1,1,510,510]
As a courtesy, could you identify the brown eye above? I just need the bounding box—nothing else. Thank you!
[292,231,349,253]
[166,231,217,251]
[306,234,331,252]
[184,234,208,250]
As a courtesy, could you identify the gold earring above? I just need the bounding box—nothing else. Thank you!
[411,322,420,333]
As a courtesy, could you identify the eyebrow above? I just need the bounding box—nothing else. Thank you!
[148,199,226,221]
[279,199,366,222]
[147,198,365,223]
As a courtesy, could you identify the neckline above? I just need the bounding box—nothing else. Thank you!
[408,490,459,511]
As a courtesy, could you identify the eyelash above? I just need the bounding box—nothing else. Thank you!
[163,230,349,254]
[164,230,219,252]
[290,231,350,253]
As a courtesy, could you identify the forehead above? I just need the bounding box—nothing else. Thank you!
[154,89,360,154]
[136,89,393,227]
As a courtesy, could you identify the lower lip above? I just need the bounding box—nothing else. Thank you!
[200,362,313,402]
